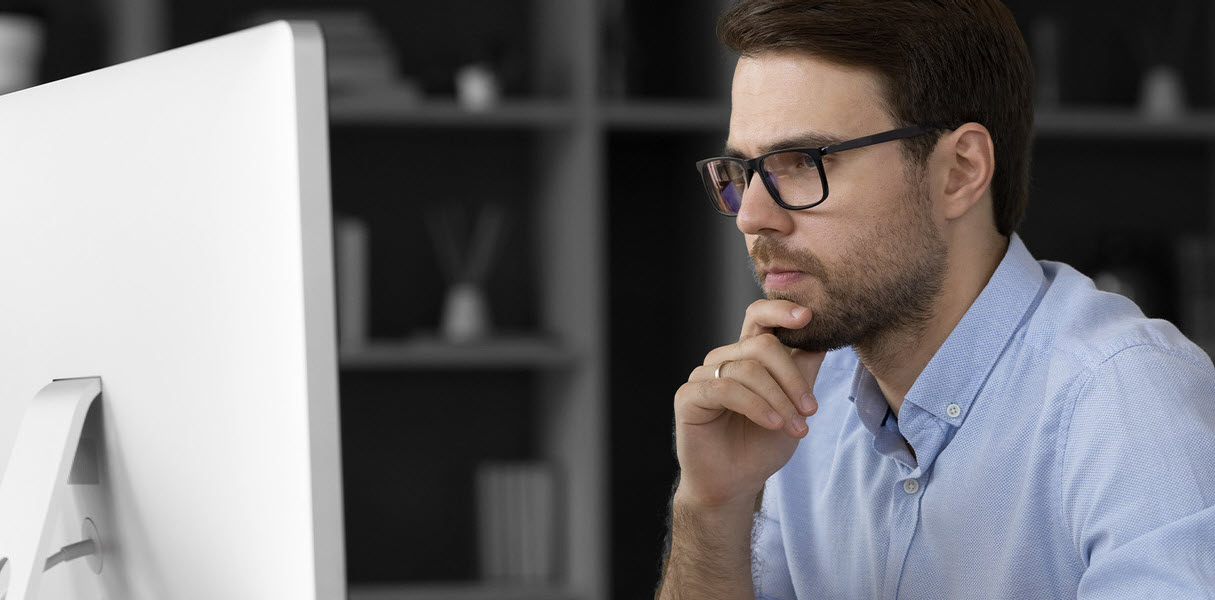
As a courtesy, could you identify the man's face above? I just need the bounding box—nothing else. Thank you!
[726,52,948,352]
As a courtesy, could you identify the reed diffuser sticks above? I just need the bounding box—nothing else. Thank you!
[424,202,509,340]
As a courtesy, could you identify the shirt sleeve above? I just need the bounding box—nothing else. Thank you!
[1061,343,1215,598]
[752,478,797,600]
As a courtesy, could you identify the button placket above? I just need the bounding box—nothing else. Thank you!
[884,472,926,598]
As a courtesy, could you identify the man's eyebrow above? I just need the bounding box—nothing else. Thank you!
[722,131,847,159]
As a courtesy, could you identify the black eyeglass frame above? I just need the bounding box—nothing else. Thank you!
[696,125,939,216]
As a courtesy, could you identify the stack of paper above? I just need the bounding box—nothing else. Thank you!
[475,461,557,584]
[240,10,403,92]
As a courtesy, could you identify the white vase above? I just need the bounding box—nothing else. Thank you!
[1141,65,1185,120]
[441,282,490,342]
[0,14,44,95]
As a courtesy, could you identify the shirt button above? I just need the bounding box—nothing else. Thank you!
[903,478,920,494]
[946,403,961,418]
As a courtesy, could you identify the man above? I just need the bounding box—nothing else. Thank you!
[657,1,1215,598]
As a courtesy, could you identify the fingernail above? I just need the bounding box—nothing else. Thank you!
[766,410,783,428]
[799,392,817,414]
[791,307,807,320]
[792,416,808,434]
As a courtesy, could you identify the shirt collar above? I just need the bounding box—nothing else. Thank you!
[850,364,888,434]
[901,233,1048,424]
[849,365,919,467]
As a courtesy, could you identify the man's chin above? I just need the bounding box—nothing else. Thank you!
[765,286,816,305]
[773,325,849,354]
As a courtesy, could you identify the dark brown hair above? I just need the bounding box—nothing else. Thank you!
[719,0,1033,236]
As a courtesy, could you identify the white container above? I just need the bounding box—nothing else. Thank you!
[0,14,43,95]
[441,281,490,341]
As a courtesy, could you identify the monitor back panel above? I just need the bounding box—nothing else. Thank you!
[0,21,343,600]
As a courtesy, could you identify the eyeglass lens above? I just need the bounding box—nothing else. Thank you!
[700,151,825,215]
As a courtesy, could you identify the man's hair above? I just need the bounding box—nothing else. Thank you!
[718,0,1033,236]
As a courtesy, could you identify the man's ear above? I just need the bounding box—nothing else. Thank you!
[938,123,995,221]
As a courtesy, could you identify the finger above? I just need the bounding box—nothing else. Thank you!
[791,349,827,415]
[690,360,809,437]
[675,378,786,432]
[791,349,827,385]
[739,298,812,341]
[703,334,817,416]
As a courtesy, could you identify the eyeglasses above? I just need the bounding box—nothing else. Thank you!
[695,125,937,216]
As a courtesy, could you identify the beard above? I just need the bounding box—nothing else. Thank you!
[749,184,948,354]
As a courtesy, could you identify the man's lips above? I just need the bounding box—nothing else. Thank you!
[759,263,804,277]
[762,268,807,289]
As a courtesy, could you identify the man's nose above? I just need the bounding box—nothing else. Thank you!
[736,172,792,235]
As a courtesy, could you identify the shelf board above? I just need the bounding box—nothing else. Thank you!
[601,100,729,132]
[599,102,1215,139]
[339,336,573,370]
[348,583,576,600]
[1034,107,1215,140]
[329,90,578,128]
[327,91,1215,139]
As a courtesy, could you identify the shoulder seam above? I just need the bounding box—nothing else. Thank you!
[1024,331,1207,375]
[1058,365,1095,563]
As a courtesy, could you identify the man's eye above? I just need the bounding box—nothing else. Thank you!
[769,153,809,171]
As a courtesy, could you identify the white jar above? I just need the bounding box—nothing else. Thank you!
[0,14,43,95]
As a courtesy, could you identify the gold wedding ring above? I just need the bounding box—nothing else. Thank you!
[714,360,734,379]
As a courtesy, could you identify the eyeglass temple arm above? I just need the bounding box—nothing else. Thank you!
[821,125,935,154]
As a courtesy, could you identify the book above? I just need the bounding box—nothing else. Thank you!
[475,460,558,583]
[335,217,368,350]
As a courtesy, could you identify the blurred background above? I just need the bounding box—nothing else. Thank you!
[2,0,1213,598]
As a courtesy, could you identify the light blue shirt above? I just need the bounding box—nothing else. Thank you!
[752,234,1215,599]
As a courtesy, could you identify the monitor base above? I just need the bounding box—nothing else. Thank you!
[0,378,103,600]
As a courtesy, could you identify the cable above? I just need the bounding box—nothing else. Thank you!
[43,539,96,572]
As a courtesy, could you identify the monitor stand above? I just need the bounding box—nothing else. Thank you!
[0,378,105,600]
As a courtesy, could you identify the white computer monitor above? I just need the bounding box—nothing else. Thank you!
[0,21,345,599]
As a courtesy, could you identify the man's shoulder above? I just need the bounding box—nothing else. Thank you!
[1008,259,1215,457]
[1023,259,1210,373]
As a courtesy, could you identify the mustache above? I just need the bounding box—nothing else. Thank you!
[750,236,829,283]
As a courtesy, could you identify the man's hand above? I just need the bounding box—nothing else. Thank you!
[657,299,827,599]
[673,298,827,511]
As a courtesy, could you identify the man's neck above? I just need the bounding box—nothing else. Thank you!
[857,236,1009,416]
